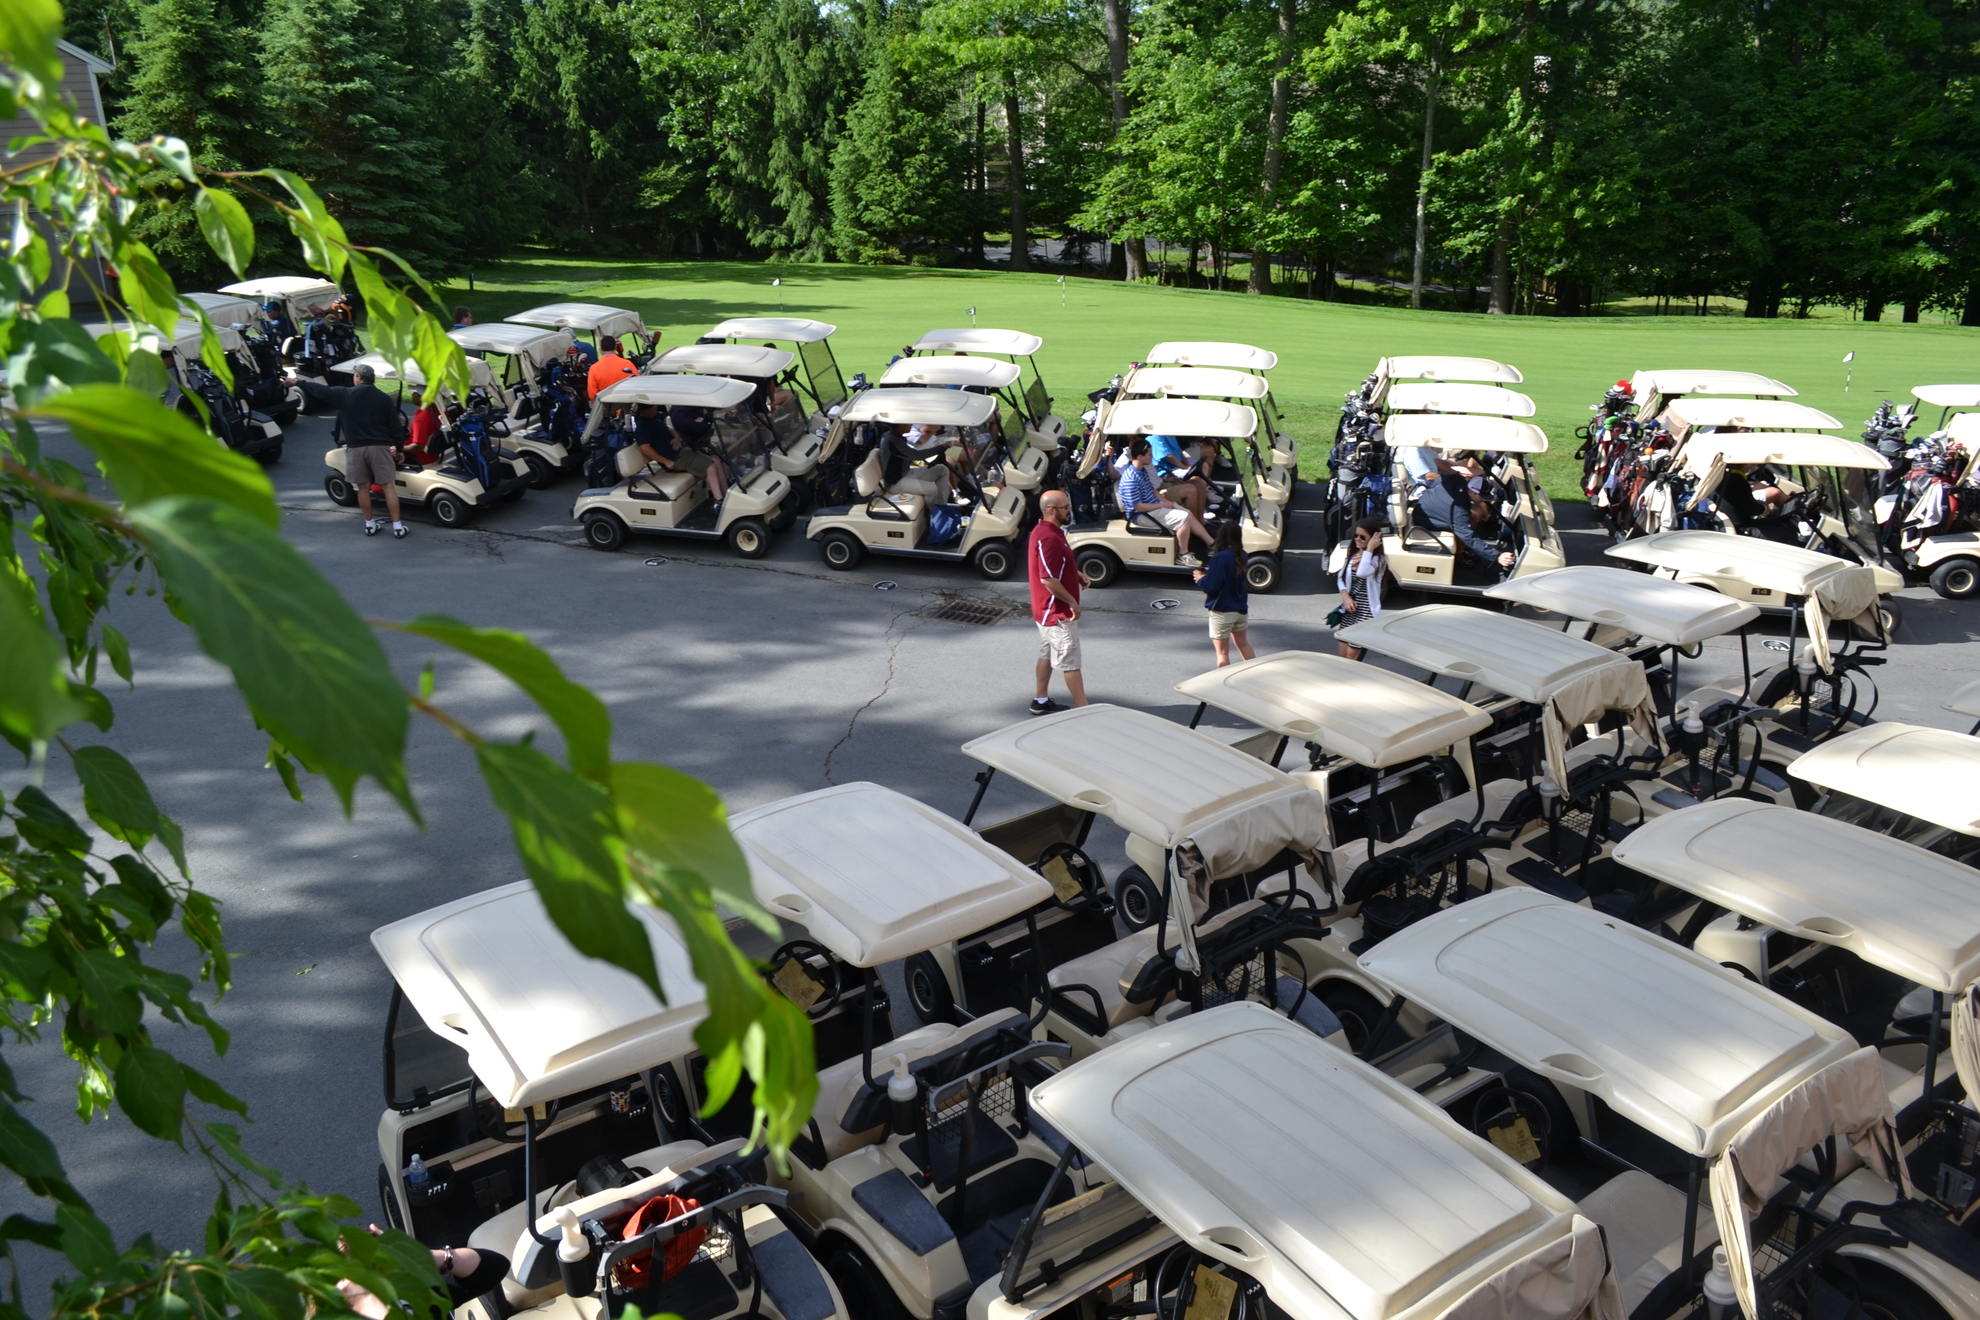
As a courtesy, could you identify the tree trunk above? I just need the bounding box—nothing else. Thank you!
[1004,79,1028,272]
[1488,227,1511,314]
[1862,295,1882,323]
[1317,251,1334,300]
[1963,284,1980,327]
[1743,278,1777,318]
[1409,53,1438,310]
[1186,238,1199,285]
[1249,0,1295,295]
[971,100,986,264]
[1903,300,1921,323]
[1101,0,1147,283]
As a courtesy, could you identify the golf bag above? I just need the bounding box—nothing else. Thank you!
[180,361,278,460]
[294,300,362,383]
[234,327,300,425]
[447,401,507,489]
[1862,400,1916,498]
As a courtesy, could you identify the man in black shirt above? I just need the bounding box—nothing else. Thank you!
[291,362,408,537]
[1418,471,1514,569]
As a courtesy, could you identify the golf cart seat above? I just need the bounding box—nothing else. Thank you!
[1578,1171,1721,1314]
[615,444,695,499]
[852,448,929,522]
[807,1007,1027,1164]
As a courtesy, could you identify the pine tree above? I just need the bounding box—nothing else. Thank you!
[829,53,968,262]
[728,0,856,258]
[436,0,548,256]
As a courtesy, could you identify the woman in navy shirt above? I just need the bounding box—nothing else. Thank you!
[1192,521,1255,667]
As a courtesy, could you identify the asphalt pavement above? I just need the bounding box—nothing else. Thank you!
[6,411,1977,1273]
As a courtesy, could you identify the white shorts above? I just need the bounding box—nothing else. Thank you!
[1037,619,1081,671]
[1207,610,1249,640]
[1147,506,1189,532]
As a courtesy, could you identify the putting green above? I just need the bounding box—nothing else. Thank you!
[448,257,1979,499]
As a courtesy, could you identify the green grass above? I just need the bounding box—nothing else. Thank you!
[444,256,1980,500]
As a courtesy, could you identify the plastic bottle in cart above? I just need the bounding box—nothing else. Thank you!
[407,1153,429,1191]
[1702,1245,1736,1320]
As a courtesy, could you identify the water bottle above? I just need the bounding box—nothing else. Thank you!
[1702,1245,1737,1320]
[407,1153,429,1192]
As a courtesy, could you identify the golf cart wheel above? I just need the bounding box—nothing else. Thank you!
[1114,865,1162,932]
[1931,556,1980,599]
[826,1245,910,1320]
[1853,598,1903,640]
[522,453,555,490]
[725,516,770,559]
[253,442,284,466]
[1820,1264,1952,1320]
[324,473,358,508]
[582,513,626,552]
[819,529,864,570]
[376,1163,405,1232]
[903,951,955,1023]
[1243,553,1282,593]
[768,488,801,532]
[1075,546,1121,589]
[971,539,1016,580]
[428,491,470,528]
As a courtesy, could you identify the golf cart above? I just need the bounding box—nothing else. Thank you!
[805,388,1029,578]
[1631,368,1798,420]
[877,356,1057,498]
[1782,723,1980,867]
[725,782,1111,1318]
[1371,411,1567,595]
[444,324,591,487]
[218,274,357,378]
[187,293,301,427]
[906,329,1065,451]
[1099,366,1295,506]
[985,1000,1623,1320]
[154,319,287,463]
[703,318,848,430]
[571,374,790,557]
[1876,404,1980,599]
[332,347,571,494]
[1361,888,1969,1320]
[1138,343,1297,482]
[323,357,533,527]
[651,344,819,514]
[505,302,658,363]
[370,879,848,1320]
[1064,397,1287,592]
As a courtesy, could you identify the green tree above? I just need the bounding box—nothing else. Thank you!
[829,41,970,262]
[723,0,856,258]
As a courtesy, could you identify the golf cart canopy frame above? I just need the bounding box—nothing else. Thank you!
[1786,723,1980,838]
[1380,356,1524,384]
[1662,398,1842,431]
[1119,366,1270,400]
[1384,383,1538,418]
[835,387,997,427]
[649,344,795,379]
[1100,398,1258,439]
[960,704,1326,865]
[705,317,837,343]
[1614,799,1980,993]
[878,356,1021,389]
[370,880,709,1110]
[503,302,647,339]
[1383,414,1549,453]
[447,323,575,365]
[911,328,1044,356]
[1912,385,1980,409]
[730,782,1055,968]
[1025,1001,1604,1320]
[1484,566,1761,647]
[1142,341,1279,372]
[1632,370,1797,399]
[580,374,759,444]
[1174,651,1491,769]
[1360,888,1858,1157]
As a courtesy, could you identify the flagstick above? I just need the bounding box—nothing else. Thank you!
[1843,349,1854,392]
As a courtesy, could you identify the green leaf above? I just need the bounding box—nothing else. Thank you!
[155,813,189,877]
[612,762,772,934]
[124,348,169,400]
[113,1046,186,1142]
[73,949,143,1034]
[116,243,183,340]
[475,743,659,996]
[150,137,196,185]
[102,624,133,686]
[194,189,255,279]
[108,854,174,924]
[394,616,612,780]
[71,745,160,845]
[0,1101,68,1186]
[203,1122,281,1189]
[0,569,85,743]
[181,1064,246,1116]
[0,0,61,91]
[5,318,118,403]
[228,1265,304,1320]
[134,1286,192,1320]
[29,385,278,528]
[126,499,411,816]
[55,1204,116,1279]
[187,307,233,393]
[265,171,348,283]
[12,785,90,853]
[0,1215,63,1250]
[0,943,54,1001]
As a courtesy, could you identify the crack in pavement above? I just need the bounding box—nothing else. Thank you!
[821,604,928,785]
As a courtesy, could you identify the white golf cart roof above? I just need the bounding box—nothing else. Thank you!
[1613,800,1980,993]
[911,328,1043,356]
[962,704,1326,870]
[1947,413,1980,444]
[334,350,501,397]
[1383,413,1549,454]
[878,356,1020,389]
[448,323,574,363]
[836,388,997,427]
[1947,678,1980,719]
[1360,888,1857,1157]
[1119,366,1270,400]
[1381,356,1523,384]
[1174,651,1491,769]
[730,783,1053,968]
[1384,383,1537,417]
[371,880,708,1109]
[162,319,245,358]
[218,275,343,306]
[1694,433,1885,470]
[706,317,837,343]
[592,374,756,410]
[1333,605,1640,706]
[1100,398,1257,440]
[504,302,647,338]
[1912,384,1980,408]
[1484,566,1761,646]
[1605,531,1879,607]
[1786,723,1980,836]
[184,292,267,326]
[1662,398,1842,430]
[1633,370,1796,398]
[649,344,795,378]
[1142,341,1279,372]
[1029,1002,1595,1320]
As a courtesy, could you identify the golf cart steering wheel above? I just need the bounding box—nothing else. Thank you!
[765,940,843,1019]
[466,1079,559,1145]
[1033,842,1109,914]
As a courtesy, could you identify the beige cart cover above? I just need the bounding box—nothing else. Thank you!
[1484,567,1761,647]
[1707,1047,1909,1320]
[1786,722,1980,836]
[1442,1217,1623,1320]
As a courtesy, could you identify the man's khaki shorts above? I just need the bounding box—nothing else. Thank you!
[676,449,715,479]
[1207,610,1249,640]
[1037,619,1081,671]
[348,445,398,487]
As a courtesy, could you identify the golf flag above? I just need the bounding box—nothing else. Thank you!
[772,278,781,286]
[1843,350,1854,391]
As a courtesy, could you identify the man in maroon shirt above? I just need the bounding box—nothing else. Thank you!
[1028,489,1089,714]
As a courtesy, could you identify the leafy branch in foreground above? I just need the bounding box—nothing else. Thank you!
[0,0,815,1315]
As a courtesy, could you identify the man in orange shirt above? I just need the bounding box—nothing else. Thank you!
[586,336,637,401]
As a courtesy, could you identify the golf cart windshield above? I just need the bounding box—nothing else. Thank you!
[799,337,847,411]
[704,318,845,412]
[1485,566,1762,647]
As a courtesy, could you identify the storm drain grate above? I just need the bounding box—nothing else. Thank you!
[926,595,1025,627]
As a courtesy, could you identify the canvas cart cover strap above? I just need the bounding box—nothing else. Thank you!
[1707,1047,1908,1320]
[1441,1217,1623,1320]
